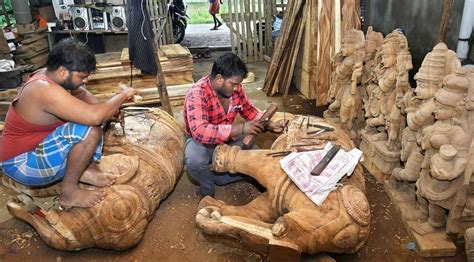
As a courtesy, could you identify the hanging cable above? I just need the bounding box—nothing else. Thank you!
[141,0,147,40]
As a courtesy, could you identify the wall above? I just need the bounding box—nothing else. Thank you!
[364,0,465,73]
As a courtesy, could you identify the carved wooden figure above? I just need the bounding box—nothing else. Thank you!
[392,43,460,182]
[324,29,365,139]
[416,70,472,230]
[361,26,383,102]
[386,48,413,151]
[195,115,370,258]
[5,108,185,251]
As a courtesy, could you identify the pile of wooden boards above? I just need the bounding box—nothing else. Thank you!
[87,44,194,106]
[263,0,361,106]
[13,24,49,70]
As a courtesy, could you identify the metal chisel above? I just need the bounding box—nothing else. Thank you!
[310,145,341,176]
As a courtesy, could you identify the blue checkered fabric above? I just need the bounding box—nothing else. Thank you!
[0,122,103,186]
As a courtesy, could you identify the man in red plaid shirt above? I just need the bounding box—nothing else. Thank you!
[184,53,287,197]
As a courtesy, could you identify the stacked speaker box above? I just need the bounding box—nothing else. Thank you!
[111,6,127,31]
[71,7,89,30]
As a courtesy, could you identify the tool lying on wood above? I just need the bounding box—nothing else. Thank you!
[307,123,334,131]
[242,103,278,149]
[266,146,325,157]
[310,145,341,176]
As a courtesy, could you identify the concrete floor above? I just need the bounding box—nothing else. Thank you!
[0,51,468,261]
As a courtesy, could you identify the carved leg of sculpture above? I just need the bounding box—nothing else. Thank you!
[340,92,357,139]
[198,192,278,222]
[428,203,446,228]
[416,193,429,217]
[60,126,107,208]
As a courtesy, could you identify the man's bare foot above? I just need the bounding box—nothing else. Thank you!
[80,163,116,187]
[59,187,106,209]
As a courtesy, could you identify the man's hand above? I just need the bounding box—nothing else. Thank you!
[121,87,137,100]
[242,119,265,135]
[267,119,289,134]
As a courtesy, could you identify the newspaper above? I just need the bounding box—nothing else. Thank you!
[279,142,362,206]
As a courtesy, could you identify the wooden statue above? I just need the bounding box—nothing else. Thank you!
[391,43,460,182]
[196,115,370,258]
[416,69,471,230]
[5,108,185,251]
[359,30,411,176]
[386,48,413,151]
[384,69,474,256]
[361,26,383,102]
[324,29,366,139]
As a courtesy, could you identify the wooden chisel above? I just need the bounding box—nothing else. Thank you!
[310,145,341,176]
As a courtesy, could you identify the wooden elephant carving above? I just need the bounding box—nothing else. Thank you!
[5,108,184,251]
[196,115,370,258]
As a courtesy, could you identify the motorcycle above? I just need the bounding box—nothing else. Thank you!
[168,0,188,43]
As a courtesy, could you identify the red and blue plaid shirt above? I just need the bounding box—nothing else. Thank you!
[184,75,262,145]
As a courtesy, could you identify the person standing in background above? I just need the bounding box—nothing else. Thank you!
[209,0,223,30]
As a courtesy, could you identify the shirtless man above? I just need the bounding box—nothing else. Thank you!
[0,38,136,208]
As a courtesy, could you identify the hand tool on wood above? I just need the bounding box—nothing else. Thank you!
[310,145,341,176]
[242,103,278,149]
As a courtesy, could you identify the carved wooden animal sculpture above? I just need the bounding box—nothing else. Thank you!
[5,108,184,251]
[195,115,370,258]
[392,43,460,182]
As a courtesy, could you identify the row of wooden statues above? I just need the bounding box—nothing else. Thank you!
[325,27,474,241]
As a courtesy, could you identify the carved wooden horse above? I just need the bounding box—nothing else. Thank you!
[5,108,184,251]
[196,115,370,259]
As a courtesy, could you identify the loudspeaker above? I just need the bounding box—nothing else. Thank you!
[111,6,127,31]
[71,7,89,30]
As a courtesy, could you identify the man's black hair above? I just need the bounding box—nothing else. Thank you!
[46,38,97,73]
[210,53,248,80]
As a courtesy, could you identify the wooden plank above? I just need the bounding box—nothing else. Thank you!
[228,0,236,53]
[244,0,253,62]
[257,0,263,60]
[251,0,258,62]
[121,48,130,64]
[263,0,305,96]
[95,52,122,68]
[240,0,248,61]
[282,6,307,103]
[234,0,242,57]
[315,0,332,106]
[161,44,192,57]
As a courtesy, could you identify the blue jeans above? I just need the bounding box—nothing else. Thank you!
[184,136,257,196]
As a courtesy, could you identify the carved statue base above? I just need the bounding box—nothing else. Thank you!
[3,108,185,251]
[359,130,401,181]
[196,115,370,259]
[383,180,457,257]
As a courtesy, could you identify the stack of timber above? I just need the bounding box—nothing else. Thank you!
[13,24,49,70]
[264,0,361,106]
[86,44,194,106]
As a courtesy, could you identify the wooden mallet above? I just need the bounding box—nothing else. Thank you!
[242,103,278,149]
